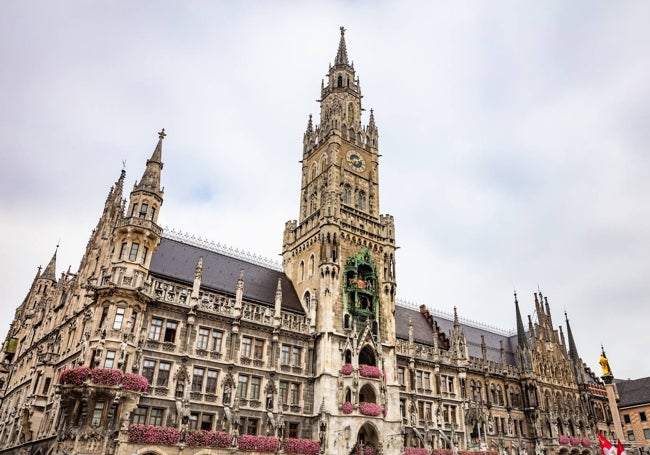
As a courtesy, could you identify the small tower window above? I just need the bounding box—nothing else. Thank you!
[299,261,305,281]
[130,204,138,217]
[139,203,149,219]
[119,243,128,260]
[129,243,140,261]
[304,291,311,311]
[337,75,343,87]
[140,246,149,264]
[308,255,315,276]
[150,206,156,220]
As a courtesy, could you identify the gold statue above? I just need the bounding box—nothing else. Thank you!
[599,346,612,377]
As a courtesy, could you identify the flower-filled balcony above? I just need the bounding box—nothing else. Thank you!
[58,367,149,392]
[359,364,382,379]
[359,402,382,417]
[126,424,321,454]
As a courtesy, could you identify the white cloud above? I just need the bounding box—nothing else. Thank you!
[1,1,649,379]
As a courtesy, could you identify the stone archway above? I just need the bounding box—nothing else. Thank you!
[356,421,380,451]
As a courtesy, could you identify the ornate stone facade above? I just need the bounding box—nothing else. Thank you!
[0,29,619,455]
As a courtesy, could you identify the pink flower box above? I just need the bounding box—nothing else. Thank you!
[342,402,354,414]
[581,438,592,447]
[405,448,431,455]
[59,366,91,386]
[559,435,570,445]
[341,364,354,375]
[91,367,123,386]
[359,402,382,416]
[359,364,382,378]
[353,444,378,455]
[237,434,279,452]
[570,437,581,446]
[122,373,149,392]
[186,430,232,448]
[283,438,321,455]
[128,424,180,445]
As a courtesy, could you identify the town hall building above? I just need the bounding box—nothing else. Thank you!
[0,29,617,455]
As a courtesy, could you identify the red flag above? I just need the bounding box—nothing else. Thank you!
[617,440,626,455]
[598,434,614,455]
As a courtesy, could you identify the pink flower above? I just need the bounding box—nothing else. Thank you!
[581,438,592,448]
[559,435,570,445]
[122,373,149,392]
[283,438,321,455]
[237,435,279,452]
[358,364,382,378]
[353,444,378,455]
[359,402,382,417]
[342,402,354,414]
[128,424,180,445]
[59,366,91,386]
[570,436,581,446]
[341,364,354,375]
[186,430,232,448]
[405,448,430,455]
[90,367,123,386]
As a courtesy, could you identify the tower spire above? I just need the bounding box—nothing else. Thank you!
[335,26,349,66]
[40,246,58,282]
[564,311,579,362]
[514,291,528,348]
[134,129,165,196]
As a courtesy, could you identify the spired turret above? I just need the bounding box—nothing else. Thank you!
[111,130,166,286]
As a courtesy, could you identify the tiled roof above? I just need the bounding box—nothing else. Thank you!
[395,305,518,365]
[149,237,304,314]
[617,377,650,408]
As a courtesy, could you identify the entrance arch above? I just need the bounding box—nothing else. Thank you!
[356,421,380,451]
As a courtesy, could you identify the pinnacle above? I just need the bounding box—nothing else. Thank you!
[335,26,349,66]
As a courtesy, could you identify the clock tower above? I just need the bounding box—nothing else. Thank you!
[282,27,401,454]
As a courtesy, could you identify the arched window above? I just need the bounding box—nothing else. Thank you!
[348,103,354,123]
[308,255,315,276]
[343,185,352,205]
[311,164,317,181]
[304,291,311,311]
[359,345,376,366]
[299,261,305,281]
[337,75,343,87]
[358,191,366,211]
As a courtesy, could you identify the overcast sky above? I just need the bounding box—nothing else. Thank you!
[1,1,649,380]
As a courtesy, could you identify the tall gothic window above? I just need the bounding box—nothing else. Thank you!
[358,191,366,211]
[343,185,351,205]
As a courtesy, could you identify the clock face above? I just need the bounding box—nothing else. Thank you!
[346,150,366,172]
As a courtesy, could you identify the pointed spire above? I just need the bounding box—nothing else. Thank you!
[368,108,376,130]
[335,26,349,66]
[564,311,579,362]
[514,291,528,348]
[41,246,58,282]
[306,114,313,134]
[134,129,165,195]
[453,306,460,331]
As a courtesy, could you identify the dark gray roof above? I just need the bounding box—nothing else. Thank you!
[616,377,650,408]
[150,238,304,314]
[395,305,517,365]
